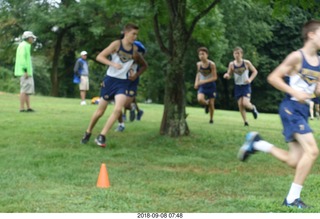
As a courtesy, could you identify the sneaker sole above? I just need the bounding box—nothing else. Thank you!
[95,139,106,148]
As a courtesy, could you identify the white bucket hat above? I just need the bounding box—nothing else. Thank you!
[80,51,88,56]
[22,31,37,40]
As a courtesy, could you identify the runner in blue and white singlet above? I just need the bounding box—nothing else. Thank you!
[194,47,217,124]
[238,20,320,208]
[100,40,135,101]
[223,47,259,126]
[106,40,134,79]
[280,50,320,142]
[81,23,146,148]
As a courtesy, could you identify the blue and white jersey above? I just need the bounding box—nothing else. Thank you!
[233,61,249,85]
[106,40,134,79]
[199,63,213,81]
[287,51,320,102]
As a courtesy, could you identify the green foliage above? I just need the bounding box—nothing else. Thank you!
[255,6,312,112]
[0,66,19,93]
[1,93,320,212]
[0,0,319,114]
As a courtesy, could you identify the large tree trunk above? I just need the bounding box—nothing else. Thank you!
[160,57,189,136]
[160,18,189,136]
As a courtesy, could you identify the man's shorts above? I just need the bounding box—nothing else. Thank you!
[20,76,35,94]
[79,76,89,91]
[312,97,320,104]
[100,75,130,101]
[198,82,217,99]
[127,78,140,97]
[279,99,312,142]
[234,84,251,100]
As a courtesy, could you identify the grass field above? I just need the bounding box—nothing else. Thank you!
[1,92,320,213]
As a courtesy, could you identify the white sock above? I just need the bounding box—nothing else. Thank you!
[253,140,273,153]
[286,183,303,203]
[119,122,125,127]
[131,103,136,110]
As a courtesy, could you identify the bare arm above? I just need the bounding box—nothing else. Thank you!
[96,40,122,69]
[223,62,234,80]
[128,52,148,81]
[314,79,320,96]
[194,63,200,89]
[267,51,312,103]
[194,73,200,89]
[245,60,258,83]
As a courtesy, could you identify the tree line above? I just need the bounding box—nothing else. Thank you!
[0,0,319,136]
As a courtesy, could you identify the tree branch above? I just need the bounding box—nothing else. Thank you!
[186,0,221,41]
[151,0,170,56]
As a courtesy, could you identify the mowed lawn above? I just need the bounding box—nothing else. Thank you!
[1,92,320,213]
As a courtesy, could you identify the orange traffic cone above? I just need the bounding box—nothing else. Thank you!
[96,163,110,188]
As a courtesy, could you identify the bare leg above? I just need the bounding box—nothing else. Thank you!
[80,90,86,102]
[238,97,247,123]
[197,93,208,106]
[292,133,319,185]
[100,94,127,136]
[209,98,215,122]
[309,101,314,119]
[86,98,108,133]
[20,93,27,110]
[25,94,30,109]
[134,98,140,112]
[242,97,255,111]
[268,133,318,185]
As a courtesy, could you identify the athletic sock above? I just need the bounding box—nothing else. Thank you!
[253,140,273,153]
[119,122,125,127]
[131,103,136,110]
[286,183,303,203]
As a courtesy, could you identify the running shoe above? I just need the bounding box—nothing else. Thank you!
[205,105,209,114]
[95,134,106,147]
[137,110,144,121]
[130,109,136,121]
[282,198,309,209]
[252,105,259,119]
[238,132,261,161]
[81,132,91,144]
[115,125,125,132]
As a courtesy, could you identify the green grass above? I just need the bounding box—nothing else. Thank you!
[1,92,320,213]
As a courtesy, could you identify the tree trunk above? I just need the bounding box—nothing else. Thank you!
[50,33,63,97]
[160,21,189,137]
[160,59,189,136]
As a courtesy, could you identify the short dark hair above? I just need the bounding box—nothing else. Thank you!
[302,19,320,42]
[233,46,243,54]
[124,23,139,32]
[197,47,208,54]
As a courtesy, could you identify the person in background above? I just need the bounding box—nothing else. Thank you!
[14,31,37,112]
[309,95,320,120]
[74,51,89,105]
[194,47,217,124]
[223,47,259,126]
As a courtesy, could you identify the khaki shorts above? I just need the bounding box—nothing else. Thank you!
[20,76,35,94]
[79,76,89,91]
